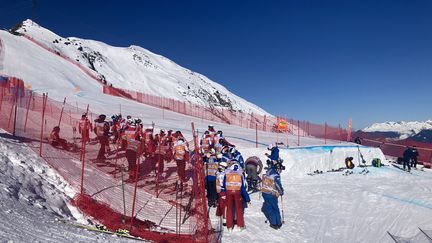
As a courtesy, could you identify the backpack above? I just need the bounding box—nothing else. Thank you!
[372,158,382,167]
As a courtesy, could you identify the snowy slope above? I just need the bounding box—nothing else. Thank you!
[0,131,139,242]
[362,120,432,139]
[7,19,269,115]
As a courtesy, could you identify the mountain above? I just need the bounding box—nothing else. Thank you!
[2,19,269,116]
[361,120,432,140]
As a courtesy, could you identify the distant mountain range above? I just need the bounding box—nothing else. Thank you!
[360,120,432,143]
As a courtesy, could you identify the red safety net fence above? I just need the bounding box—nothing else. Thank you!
[0,76,221,242]
[353,132,432,168]
[103,86,350,146]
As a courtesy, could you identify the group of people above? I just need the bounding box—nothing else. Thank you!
[50,115,286,231]
[199,124,285,231]
[402,146,419,172]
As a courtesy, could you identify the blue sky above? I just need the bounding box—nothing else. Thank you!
[1,0,432,129]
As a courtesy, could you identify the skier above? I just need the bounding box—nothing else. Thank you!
[94,114,110,160]
[200,131,213,155]
[229,147,245,169]
[122,120,143,181]
[143,126,155,157]
[216,161,228,220]
[154,129,168,178]
[204,149,219,207]
[48,126,69,150]
[173,137,189,182]
[261,162,284,229]
[411,146,419,169]
[164,130,174,162]
[402,147,412,172]
[223,163,250,231]
[266,144,280,162]
[245,156,263,192]
[78,113,91,144]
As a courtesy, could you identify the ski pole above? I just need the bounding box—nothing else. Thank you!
[120,165,126,224]
[280,196,285,224]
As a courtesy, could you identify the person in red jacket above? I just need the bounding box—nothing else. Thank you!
[78,114,91,144]
[154,129,168,178]
[122,121,143,181]
[94,114,110,160]
[173,137,189,182]
[223,163,251,231]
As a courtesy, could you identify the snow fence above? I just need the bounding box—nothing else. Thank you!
[0,77,221,242]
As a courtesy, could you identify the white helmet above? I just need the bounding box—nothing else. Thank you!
[267,144,273,150]
[219,161,228,168]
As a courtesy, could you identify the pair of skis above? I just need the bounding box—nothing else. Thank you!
[60,220,145,241]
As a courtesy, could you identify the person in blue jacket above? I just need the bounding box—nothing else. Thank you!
[229,147,245,169]
[261,163,284,229]
[266,144,280,162]
[204,149,219,207]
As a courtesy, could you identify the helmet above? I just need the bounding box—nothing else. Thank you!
[175,130,181,134]
[229,147,237,155]
[53,126,60,132]
[127,118,133,124]
[99,114,106,119]
[82,113,87,118]
[216,153,223,159]
[219,161,228,168]
[177,137,185,142]
[217,130,222,134]
[267,144,273,150]
[210,148,216,155]
[204,130,210,135]
[208,124,214,128]
[126,115,132,119]
[160,129,166,134]
[147,126,153,130]
[134,118,142,124]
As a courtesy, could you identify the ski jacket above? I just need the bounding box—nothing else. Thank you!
[122,125,142,152]
[204,156,219,181]
[94,119,110,137]
[261,168,283,197]
[200,136,213,154]
[78,118,91,134]
[223,166,250,202]
[154,134,169,155]
[173,140,188,161]
[216,170,226,193]
[268,147,280,161]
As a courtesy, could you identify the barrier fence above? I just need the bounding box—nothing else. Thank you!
[354,132,432,168]
[103,86,350,146]
[0,76,220,242]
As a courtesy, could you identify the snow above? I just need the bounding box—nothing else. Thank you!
[9,19,269,115]
[1,20,432,243]
[362,120,432,139]
[0,130,139,242]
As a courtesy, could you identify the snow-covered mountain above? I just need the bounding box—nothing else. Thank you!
[362,120,432,140]
[4,19,269,116]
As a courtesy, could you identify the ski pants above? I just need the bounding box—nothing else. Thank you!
[403,159,411,171]
[175,159,186,182]
[411,158,418,168]
[206,179,217,206]
[97,135,108,159]
[216,191,226,218]
[125,149,137,179]
[155,154,165,175]
[262,193,282,226]
[225,191,244,229]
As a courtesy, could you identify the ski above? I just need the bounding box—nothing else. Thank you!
[59,220,145,241]
[391,163,412,173]
[418,227,432,241]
